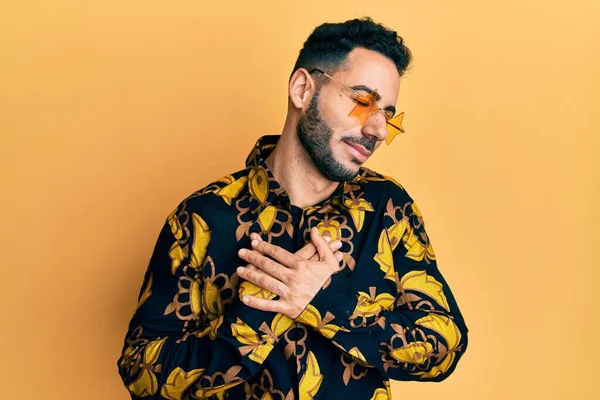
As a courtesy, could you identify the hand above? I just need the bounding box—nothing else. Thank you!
[236,227,343,319]
[294,234,344,262]
[242,230,343,270]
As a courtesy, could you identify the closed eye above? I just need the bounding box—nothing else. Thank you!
[352,93,373,107]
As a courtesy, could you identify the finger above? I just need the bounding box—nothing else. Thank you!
[250,239,300,270]
[311,227,335,263]
[334,251,343,262]
[242,263,260,276]
[237,265,287,297]
[238,248,288,282]
[309,244,343,261]
[239,295,288,315]
[295,242,317,259]
[245,263,258,272]
[297,239,341,260]
[250,232,262,242]
[330,240,343,251]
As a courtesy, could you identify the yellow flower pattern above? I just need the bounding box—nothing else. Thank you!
[161,367,205,400]
[136,272,152,310]
[231,317,276,364]
[214,175,248,205]
[398,270,450,312]
[126,337,167,397]
[248,165,269,205]
[374,227,397,282]
[299,351,323,400]
[295,304,350,339]
[350,287,396,327]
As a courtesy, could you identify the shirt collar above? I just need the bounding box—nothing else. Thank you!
[244,135,374,214]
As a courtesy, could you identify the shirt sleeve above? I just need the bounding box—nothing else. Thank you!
[293,197,469,382]
[117,206,292,399]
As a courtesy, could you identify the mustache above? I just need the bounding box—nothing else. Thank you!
[342,136,376,153]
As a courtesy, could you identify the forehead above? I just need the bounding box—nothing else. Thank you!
[333,47,400,102]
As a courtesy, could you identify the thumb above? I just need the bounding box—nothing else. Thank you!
[311,227,334,262]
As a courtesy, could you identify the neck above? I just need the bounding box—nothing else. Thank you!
[264,132,339,210]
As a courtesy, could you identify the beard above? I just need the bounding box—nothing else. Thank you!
[297,90,359,182]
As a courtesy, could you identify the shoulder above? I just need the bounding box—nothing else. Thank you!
[358,169,436,257]
[356,166,430,228]
[356,166,414,207]
[167,167,248,219]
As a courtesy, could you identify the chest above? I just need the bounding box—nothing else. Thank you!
[201,204,396,307]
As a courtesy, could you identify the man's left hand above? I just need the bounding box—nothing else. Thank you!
[236,227,342,319]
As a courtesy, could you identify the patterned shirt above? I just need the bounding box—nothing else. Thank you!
[117,135,469,399]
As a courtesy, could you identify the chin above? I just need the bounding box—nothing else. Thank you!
[349,159,363,169]
[346,155,366,168]
[336,159,362,181]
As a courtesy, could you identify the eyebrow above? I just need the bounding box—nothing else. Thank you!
[350,84,396,116]
[350,84,380,100]
[385,105,397,116]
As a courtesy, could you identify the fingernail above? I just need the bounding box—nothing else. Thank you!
[324,236,331,242]
[242,295,249,304]
[251,240,258,247]
[238,249,246,256]
[237,266,244,275]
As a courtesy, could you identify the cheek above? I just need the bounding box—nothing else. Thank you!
[330,139,349,160]
[319,93,354,129]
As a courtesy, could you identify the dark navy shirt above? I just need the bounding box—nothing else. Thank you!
[117,135,468,399]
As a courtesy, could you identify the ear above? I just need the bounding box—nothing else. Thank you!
[288,68,316,111]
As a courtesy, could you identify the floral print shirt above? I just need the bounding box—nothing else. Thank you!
[117,135,469,399]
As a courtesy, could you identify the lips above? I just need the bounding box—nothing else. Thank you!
[344,141,371,163]
[344,140,372,160]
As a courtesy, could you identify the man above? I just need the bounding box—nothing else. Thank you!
[118,17,468,400]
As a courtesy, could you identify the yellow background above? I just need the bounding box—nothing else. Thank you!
[1,0,598,398]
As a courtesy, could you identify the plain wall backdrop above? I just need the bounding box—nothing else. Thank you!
[1,0,599,398]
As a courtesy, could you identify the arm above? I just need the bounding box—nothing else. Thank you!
[294,198,469,382]
[117,205,291,399]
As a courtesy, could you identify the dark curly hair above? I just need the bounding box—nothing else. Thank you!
[291,17,412,79]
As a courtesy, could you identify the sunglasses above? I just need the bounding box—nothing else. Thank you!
[309,68,405,145]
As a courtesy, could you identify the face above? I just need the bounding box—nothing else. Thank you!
[297,47,400,182]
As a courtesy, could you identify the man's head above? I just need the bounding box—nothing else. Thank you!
[288,18,412,182]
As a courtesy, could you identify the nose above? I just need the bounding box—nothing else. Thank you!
[360,110,388,143]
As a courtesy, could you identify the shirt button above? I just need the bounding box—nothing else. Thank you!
[301,363,308,371]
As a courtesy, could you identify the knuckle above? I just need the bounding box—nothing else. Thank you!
[258,274,268,287]
[245,268,256,281]
[279,267,290,280]
[264,259,277,272]
[274,302,283,313]
[244,250,255,262]
[271,246,282,259]
[268,282,278,293]
[255,241,266,253]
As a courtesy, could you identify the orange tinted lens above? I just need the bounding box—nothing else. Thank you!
[385,112,405,145]
[348,91,379,124]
